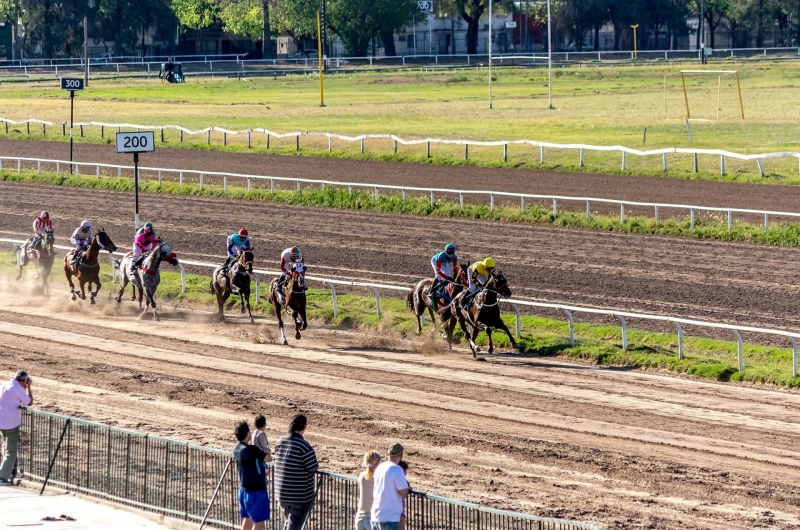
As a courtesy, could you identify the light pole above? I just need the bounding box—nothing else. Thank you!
[547,0,553,109]
[489,0,493,109]
[631,24,639,59]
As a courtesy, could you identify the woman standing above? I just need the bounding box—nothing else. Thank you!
[355,451,381,530]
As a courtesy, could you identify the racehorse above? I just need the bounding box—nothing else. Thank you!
[15,230,57,295]
[406,263,468,339]
[448,271,517,358]
[63,230,117,304]
[116,241,179,321]
[268,261,308,346]
[210,249,255,324]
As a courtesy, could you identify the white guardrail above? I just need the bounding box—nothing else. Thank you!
[3,154,800,230]
[3,117,800,178]
[2,238,798,377]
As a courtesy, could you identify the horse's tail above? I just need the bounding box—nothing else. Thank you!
[438,302,453,323]
[209,279,215,295]
[405,289,414,310]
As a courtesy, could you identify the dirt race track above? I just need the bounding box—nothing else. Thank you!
[3,180,800,334]
[1,292,799,530]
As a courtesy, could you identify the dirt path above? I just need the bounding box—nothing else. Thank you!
[2,138,800,212]
[3,180,800,334]
[1,294,798,530]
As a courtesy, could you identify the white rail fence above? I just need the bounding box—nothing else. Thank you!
[3,154,800,231]
[2,117,800,177]
[2,238,798,376]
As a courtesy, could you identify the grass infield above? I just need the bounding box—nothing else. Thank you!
[2,251,797,387]
[5,169,800,247]
[2,62,800,182]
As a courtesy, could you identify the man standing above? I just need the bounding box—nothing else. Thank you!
[273,414,319,530]
[234,421,272,530]
[371,443,409,530]
[0,371,34,486]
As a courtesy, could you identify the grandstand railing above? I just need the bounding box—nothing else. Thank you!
[17,408,600,530]
[2,234,798,377]
[2,116,798,179]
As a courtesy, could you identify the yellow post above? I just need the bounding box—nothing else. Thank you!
[631,24,639,59]
[317,11,325,107]
[680,72,690,119]
[735,71,744,120]
[663,74,668,119]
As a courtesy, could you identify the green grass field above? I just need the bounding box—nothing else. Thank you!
[2,251,797,387]
[2,62,800,182]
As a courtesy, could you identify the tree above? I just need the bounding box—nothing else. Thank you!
[218,0,274,57]
[452,0,512,54]
[172,0,219,54]
[0,0,24,59]
[94,0,177,56]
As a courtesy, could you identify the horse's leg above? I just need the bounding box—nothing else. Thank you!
[90,277,101,305]
[65,268,77,301]
[468,316,482,357]
[78,277,87,301]
[245,293,254,324]
[147,285,159,322]
[485,327,494,354]
[274,302,288,345]
[116,273,128,303]
[131,284,138,302]
[300,304,308,331]
[291,310,301,340]
[494,319,518,350]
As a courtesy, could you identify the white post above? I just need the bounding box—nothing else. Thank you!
[720,154,725,175]
[662,153,668,171]
[552,198,557,216]
[733,330,743,371]
[617,316,628,351]
[676,323,684,359]
[563,309,575,346]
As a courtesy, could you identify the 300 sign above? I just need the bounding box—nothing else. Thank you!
[116,131,155,153]
[60,78,85,91]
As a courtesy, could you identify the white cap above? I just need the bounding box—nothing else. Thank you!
[81,220,91,228]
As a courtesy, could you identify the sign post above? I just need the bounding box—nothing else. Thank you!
[116,131,155,230]
[60,77,84,173]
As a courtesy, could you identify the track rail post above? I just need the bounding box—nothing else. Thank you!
[617,316,628,351]
[733,330,744,371]
[563,309,575,346]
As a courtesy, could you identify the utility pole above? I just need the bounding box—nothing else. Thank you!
[547,0,553,109]
[488,0,493,109]
[84,16,89,87]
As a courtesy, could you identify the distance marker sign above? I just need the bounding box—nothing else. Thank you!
[116,131,155,153]
[60,78,84,91]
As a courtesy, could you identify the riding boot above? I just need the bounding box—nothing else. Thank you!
[222,256,232,273]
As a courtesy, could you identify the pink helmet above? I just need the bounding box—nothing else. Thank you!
[144,226,153,235]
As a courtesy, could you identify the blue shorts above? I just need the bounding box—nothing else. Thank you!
[239,488,270,523]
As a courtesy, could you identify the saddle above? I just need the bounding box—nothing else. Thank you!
[70,249,97,273]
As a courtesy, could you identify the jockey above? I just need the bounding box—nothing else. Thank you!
[131,225,158,274]
[223,229,251,271]
[278,247,304,287]
[32,211,53,250]
[70,220,94,264]
[428,243,458,305]
[463,257,496,307]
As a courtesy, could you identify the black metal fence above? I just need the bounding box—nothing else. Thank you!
[18,409,599,530]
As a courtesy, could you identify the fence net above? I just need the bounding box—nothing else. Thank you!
[18,409,599,529]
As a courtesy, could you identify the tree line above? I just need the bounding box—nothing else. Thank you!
[0,0,798,59]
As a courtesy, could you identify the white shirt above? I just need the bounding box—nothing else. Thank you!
[0,379,32,430]
[371,461,409,523]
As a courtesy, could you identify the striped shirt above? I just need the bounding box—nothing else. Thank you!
[273,432,319,504]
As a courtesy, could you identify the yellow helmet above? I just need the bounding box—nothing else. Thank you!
[483,257,496,269]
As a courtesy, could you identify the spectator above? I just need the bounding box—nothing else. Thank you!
[0,371,33,486]
[252,415,271,456]
[355,451,382,530]
[371,443,409,530]
[273,414,319,530]
[234,421,272,530]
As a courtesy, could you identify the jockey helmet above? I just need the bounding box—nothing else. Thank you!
[144,226,153,235]
[239,229,249,238]
[291,246,301,259]
[444,243,456,255]
[80,220,91,230]
[144,222,155,236]
[483,257,496,270]
[40,211,49,219]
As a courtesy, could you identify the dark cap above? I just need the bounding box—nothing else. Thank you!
[388,442,404,456]
[289,414,307,433]
[14,371,29,382]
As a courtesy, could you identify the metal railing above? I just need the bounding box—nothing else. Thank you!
[2,152,800,230]
[18,408,600,529]
[2,236,798,376]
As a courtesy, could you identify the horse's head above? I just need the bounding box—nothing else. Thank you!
[159,242,179,266]
[240,249,254,274]
[291,261,306,289]
[96,229,117,253]
[489,271,512,298]
[44,230,55,248]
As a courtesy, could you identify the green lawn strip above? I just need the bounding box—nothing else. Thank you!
[5,169,800,247]
[3,251,797,387]
[3,62,800,184]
